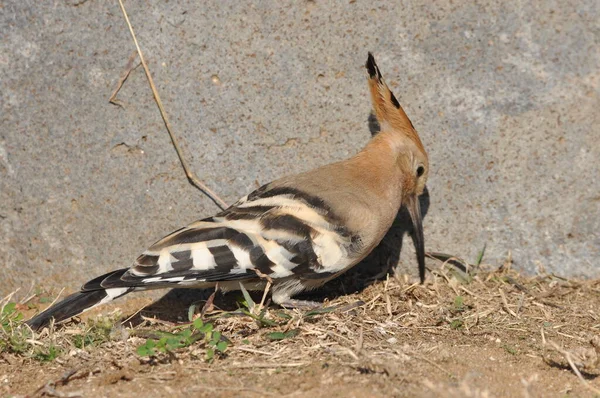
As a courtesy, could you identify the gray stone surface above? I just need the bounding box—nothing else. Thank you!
[1,0,598,295]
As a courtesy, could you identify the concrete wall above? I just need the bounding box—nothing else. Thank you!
[1,0,598,295]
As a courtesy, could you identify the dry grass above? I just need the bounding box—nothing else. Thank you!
[1,256,599,397]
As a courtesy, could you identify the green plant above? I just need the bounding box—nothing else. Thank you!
[453,296,465,312]
[33,344,60,362]
[474,243,486,267]
[0,301,62,361]
[449,319,464,330]
[71,317,115,348]
[265,329,300,341]
[0,302,31,355]
[236,283,279,327]
[1,302,23,329]
[503,344,518,355]
[136,317,228,361]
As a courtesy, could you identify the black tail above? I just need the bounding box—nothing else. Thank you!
[26,269,133,331]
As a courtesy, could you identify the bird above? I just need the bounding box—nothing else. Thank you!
[26,53,429,331]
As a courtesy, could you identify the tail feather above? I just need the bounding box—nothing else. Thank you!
[82,268,140,291]
[26,270,134,331]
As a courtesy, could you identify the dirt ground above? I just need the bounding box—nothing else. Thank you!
[2,257,599,398]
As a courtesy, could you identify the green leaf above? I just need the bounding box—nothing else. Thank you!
[189,331,206,344]
[193,318,204,330]
[475,243,487,266]
[449,319,464,330]
[265,332,286,340]
[304,306,336,317]
[239,282,255,312]
[2,302,16,315]
[454,296,464,311]
[165,337,182,350]
[197,322,213,334]
[136,339,156,356]
[274,311,292,320]
[34,345,60,362]
[188,304,197,322]
[216,341,228,352]
[240,309,279,327]
[205,347,214,361]
[265,329,300,341]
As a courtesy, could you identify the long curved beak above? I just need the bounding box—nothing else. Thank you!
[406,195,425,283]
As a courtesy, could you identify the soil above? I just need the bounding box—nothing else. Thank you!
[2,259,599,398]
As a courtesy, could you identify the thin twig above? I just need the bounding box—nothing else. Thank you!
[46,287,66,312]
[498,288,518,318]
[116,0,228,210]
[0,289,19,308]
[109,50,140,108]
[355,325,364,355]
[139,315,177,327]
[540,327,547,345]
[547,340,600,395]
[19,282,35,304]
[231,346,274,356]
[253,268,273,314]
[29,369,81,398]
[200,289,217,318]
[120,299,152,327]
[257,280,272,315]
[229,362,308,369]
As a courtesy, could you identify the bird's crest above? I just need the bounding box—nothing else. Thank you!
[366,53,425,153]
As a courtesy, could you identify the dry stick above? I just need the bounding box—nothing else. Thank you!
[29,368,80,398]
[355,325,364,354]
[230,362,308,369]
[547,340,600,395]
[19,282,36,305]
[498,288,518,318]
[253,268,273,314]
[257,281,272,315]
[46,287,66,312]
[200,289,217,318]
[231,346,274,356]
[116,0,228,210]
[109,50,140,107]
[120,300,152,327]
[0,290,19,312]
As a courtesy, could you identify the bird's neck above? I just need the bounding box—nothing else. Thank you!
[350,131,405,210]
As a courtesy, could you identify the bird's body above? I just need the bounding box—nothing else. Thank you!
[26,54,430,330]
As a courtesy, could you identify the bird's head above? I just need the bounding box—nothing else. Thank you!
[365,52,429,283]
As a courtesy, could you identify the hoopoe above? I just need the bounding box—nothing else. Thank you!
[26,53,429,330]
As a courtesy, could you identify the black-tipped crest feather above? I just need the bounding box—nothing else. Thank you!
[366,52,381,80]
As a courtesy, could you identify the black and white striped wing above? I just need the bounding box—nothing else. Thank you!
[99,185,357,290]
[25,185,360,330]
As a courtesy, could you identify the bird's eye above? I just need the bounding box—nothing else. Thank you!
[416,166,425,177]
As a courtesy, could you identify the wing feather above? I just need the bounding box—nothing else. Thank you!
[116,184,356,289]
